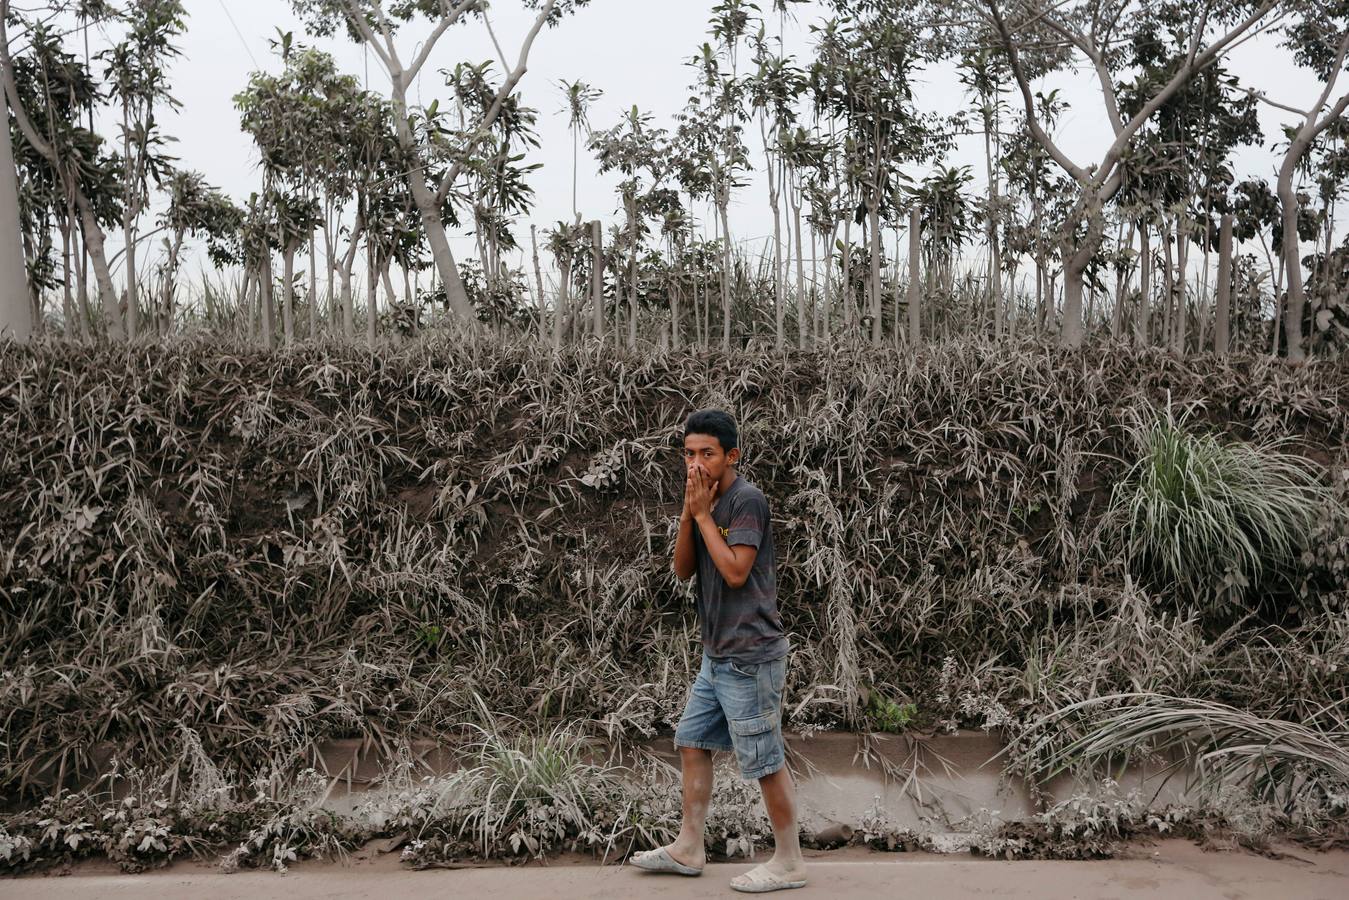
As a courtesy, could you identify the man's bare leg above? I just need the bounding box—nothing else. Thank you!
[660,746,714,868]
[735,763,806,885]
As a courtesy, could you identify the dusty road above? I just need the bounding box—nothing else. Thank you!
[3,840,1347,899]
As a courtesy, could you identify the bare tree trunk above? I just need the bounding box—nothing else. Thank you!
[1136,225,1151,347]
[1215,212,1233,356]
[626,195,639,350]
[260,253,276,349]
[282,245,296,344]
[985,121,1003,341]
[161,232,183,337]
[692,269,702,348]
[1276,43,1349,363]
[840,215,852,334]
[907,208,921,347]
[590,220,604,342]
[891,226,902,348]
[1173,234,1188,355]
[1161,222,1175,348]
[1035,251,1045,336]
[718,199,732,350]
[74,226,93,339]
[241,268,255,343]
[1059,198,1103,348]
[338,266,354,342]
[59,220,74,333]
[792,186,807,350]
[323,218,336,327]
[75,194,122,340]
[671,238,682,351]
[1111,222,1131,339]
[810,228,820,344]
[530,224,546,343]
[121,105,140,342]
[308,230,319,339]
[0,89,30,340]
[868,198,882,345]
[762,126,783,351]
[823,222,838,344]
[337,221,361,342]
[365,239,377,346]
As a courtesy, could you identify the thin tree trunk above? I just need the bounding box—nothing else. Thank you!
[1136,225,1151,347]
[365,239,377,345]
[984,115,1003,340]
[74,226,93,339]
[792,186,806,350]
[59,220,74,335]
[627,195,639,350]
[75,194,122,340]
[1162,222,1175,348]
[121,104,140,342]
[840,215,852,334]
[868,197,882,345]
[590,220,604,341]
[339,265,354,342]
[1173,234,1188,355]
[530,224,547,343]
[1214,212,1233,356]
[241,268,255,343]
[907,208,921,347]
[260,253,276,349]
[804,229,814,345]
[282,245,296,344]
[671,237,682,351]
[161,232,183,337]
[1111,222,1131,339]
[308,229,319,339]
[718,200,732,350]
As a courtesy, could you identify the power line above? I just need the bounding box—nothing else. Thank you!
[215,0,259,70]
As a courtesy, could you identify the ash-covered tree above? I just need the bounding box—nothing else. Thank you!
[1264,1,1349,362]
[288,0,590,326]
[589,105,672,349]
[157,170,241,333]
[235,36,345,343]
[947,0,1282,348]
[101,0,185,341]
[2,6,125,339]
[1114,21,1261,354]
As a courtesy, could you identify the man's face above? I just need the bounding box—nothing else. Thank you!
[683,433,738,485]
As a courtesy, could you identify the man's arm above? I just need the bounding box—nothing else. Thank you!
[673,511,698,580]
[694,515,758,588]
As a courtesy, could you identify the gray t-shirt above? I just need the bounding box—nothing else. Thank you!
[693,474,790,663]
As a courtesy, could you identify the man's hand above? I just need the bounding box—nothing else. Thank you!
[685,463,715,521]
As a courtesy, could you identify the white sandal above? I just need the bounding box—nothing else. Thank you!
[630,846,704,876]
[730,862,808,893]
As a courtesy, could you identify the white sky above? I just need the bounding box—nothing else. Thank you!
[75,1,1328,279]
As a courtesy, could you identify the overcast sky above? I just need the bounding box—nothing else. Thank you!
[78,1,1327,276]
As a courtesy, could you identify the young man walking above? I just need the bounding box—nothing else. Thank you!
[631,409,807,893]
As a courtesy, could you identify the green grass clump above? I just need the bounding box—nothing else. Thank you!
[1113,402,1327,613]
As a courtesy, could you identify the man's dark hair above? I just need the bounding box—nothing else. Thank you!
[684,408,739,453]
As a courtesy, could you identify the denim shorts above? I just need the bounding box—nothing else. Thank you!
[672,650,788,780]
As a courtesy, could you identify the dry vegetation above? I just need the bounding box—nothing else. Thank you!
[1,333,1348,865]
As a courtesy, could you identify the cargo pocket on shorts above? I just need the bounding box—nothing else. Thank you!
[730,713,774,775]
